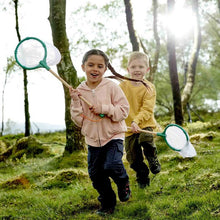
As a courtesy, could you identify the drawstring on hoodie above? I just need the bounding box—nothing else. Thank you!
[80,113,103,122]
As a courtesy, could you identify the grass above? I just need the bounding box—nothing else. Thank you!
[0,114,219,219]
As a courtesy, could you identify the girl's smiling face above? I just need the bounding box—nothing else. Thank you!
[82,55,107,89]
[127,58,149,81]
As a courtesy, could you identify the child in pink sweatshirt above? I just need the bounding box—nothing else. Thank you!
[69,49,130,215]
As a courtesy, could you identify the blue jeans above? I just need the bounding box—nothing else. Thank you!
[88,139,129,209]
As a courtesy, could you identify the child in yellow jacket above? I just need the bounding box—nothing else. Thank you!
[120,51,161,188]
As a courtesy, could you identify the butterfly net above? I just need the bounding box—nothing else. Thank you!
[15,38,61,69]
[165,125,188,151]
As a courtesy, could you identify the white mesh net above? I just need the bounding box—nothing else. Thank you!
[165,125,188,150]
[16,38,61,68]
[45,42,61,66]
[178,141,197,158]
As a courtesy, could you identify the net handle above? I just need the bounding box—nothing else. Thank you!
[48,69,105,118]
[48,69,92,107]
[128,124,188,139]
[127,127,163,136]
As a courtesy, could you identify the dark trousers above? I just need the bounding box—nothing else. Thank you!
[88,139,129,209]
[125,127,156,184]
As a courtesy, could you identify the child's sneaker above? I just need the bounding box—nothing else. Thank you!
[96,207,114,216]
[138,176,150,189]
[146,155,161,174]
[118,182,131,202]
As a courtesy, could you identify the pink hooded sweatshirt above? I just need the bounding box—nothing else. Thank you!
[70,78,129,147]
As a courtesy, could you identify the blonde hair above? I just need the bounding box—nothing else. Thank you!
[127,51,149,67]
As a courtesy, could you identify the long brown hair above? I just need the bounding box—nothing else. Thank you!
[82,49,149,88]
[107,63,149,88]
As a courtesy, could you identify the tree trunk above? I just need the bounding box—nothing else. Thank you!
[14,0,30,136]
[48,0,85,153]
[123,0,140,51]
[0,74,7,136]
[181,0,202,112]
[23,71,30,136]
[167,0,184,125]
[150,0,160,83]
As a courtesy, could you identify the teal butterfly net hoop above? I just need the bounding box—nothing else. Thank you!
[161,124,196,157]
[14,37,61,70]
[160,124,189,151]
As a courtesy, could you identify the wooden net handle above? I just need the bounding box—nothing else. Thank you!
[127,127,157,135]
[48,69,92,107]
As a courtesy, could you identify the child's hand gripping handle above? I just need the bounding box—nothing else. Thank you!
[76,95,105,118]
[76,94,105,118]
[79,96,105,118]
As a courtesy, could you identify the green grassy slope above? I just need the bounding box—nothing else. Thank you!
[0,115,219,219]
